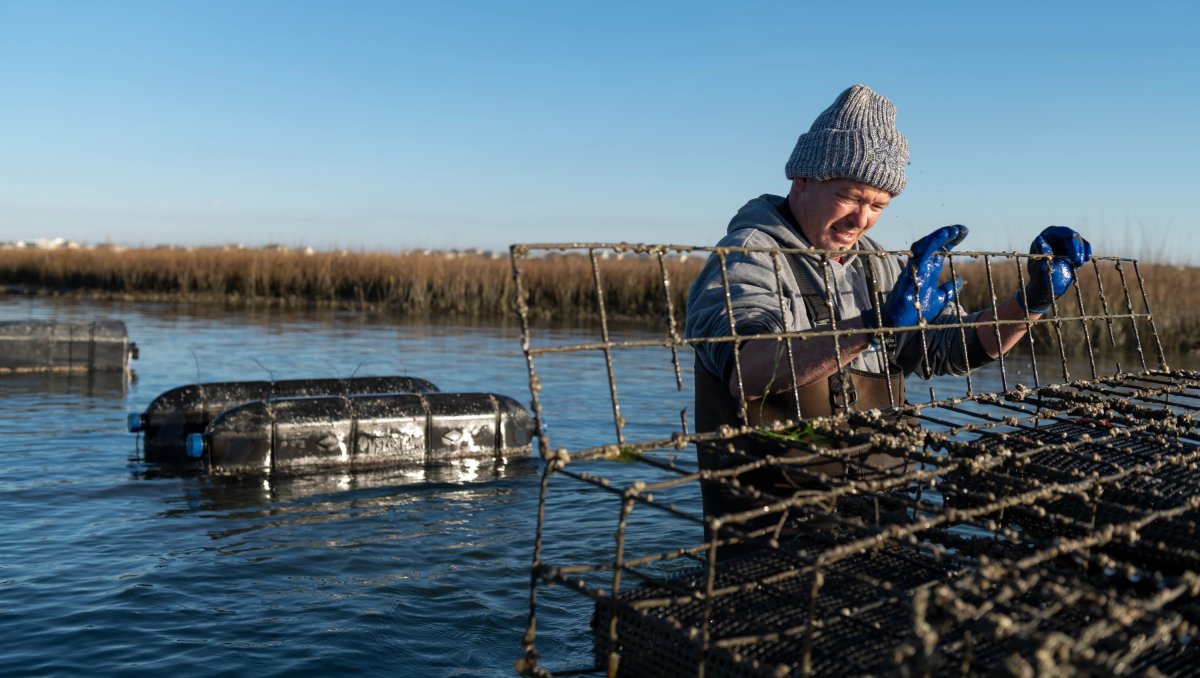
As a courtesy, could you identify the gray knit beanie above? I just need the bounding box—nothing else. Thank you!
[784,84,908,196]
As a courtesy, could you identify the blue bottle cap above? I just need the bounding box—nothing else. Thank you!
[127,413,144,432]
[186,434,206,458]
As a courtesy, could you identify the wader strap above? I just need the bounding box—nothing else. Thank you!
[765,235,846,413]
[777,249,886,415]
[779,249,832,326]
[762,220,890,414]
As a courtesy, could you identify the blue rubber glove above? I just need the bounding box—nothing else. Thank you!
[1017,226,1093,314]
[869,225,969,330]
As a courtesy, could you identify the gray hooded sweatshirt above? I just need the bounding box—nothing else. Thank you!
[685,194,984,383]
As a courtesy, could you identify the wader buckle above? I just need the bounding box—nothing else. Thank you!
[829,373,858,411]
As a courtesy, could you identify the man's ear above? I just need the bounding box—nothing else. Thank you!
[789,177,809,196]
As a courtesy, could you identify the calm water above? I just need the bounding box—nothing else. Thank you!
[0,297,1191,676]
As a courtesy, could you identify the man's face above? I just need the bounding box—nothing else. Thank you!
[788,178,892,252]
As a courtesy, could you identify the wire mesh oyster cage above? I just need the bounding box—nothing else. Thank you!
[508,241,1198,676]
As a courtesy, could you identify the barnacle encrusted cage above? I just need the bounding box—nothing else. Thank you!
[509,241,1198,677]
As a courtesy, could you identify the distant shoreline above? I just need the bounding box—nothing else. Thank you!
[1,245,1197,355]
[0,244,701,322]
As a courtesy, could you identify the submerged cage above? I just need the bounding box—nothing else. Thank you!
[510,241,1198,676]
[0,320,137,373]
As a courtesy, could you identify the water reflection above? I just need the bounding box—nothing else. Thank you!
[0,369,131,398]
[140,456,540,515]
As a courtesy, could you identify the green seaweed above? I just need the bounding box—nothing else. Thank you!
[616,446,640,463]
[756,422,832,447]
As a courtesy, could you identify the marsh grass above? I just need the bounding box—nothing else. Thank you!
[0,246,701,322]
[950,258,1200,356]
[1,246,1196,354]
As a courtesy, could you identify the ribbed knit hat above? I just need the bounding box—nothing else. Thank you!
[784,84,908,196]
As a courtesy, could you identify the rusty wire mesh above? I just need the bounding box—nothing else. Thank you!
[510,242,1196,677]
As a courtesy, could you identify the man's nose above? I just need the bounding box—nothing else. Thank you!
[849,206,871,230]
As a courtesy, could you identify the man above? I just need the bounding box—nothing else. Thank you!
[684,84,1091,526]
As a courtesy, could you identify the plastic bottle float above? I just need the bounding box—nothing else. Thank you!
[186,391,535,475]
[128,375,439,464]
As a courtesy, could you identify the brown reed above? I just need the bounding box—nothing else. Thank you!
[950,258,1200,357]
[0,246,702,322]
[0,246,1196,355]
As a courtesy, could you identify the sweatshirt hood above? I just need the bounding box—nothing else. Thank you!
[727,194,882,264]
[727,194,801,242]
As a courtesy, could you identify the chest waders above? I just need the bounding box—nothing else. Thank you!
[693,250,906,550]
[694,251,905,434]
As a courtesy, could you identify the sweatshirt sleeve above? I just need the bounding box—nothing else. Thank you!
[893,306,994,377]
[684,233,800,380]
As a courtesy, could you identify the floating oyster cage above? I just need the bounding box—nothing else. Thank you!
[186,391,535,475]
[129,376,535,475]
[509,242,1199,676]
[129,375,441,464]
[0,320,137,373]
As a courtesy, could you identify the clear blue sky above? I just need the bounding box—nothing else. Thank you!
[1,0,1196,260]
